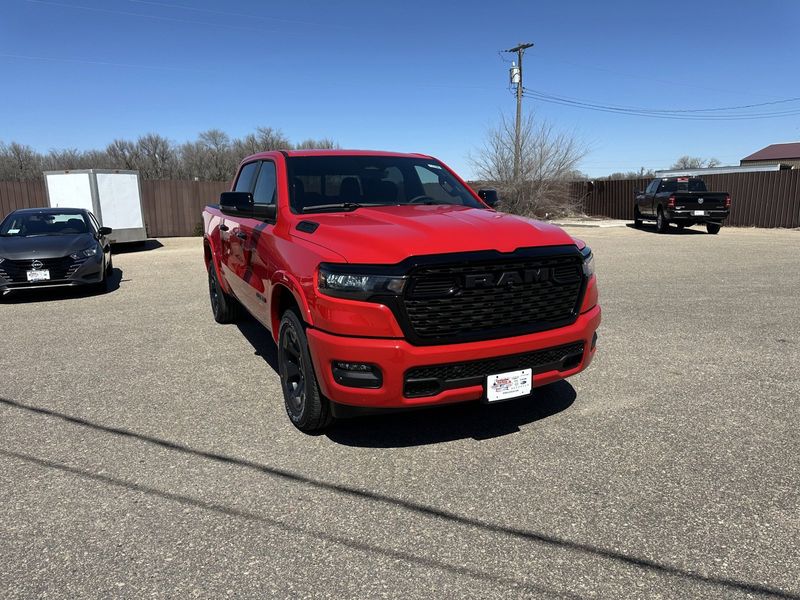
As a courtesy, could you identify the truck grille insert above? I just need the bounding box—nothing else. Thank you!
[404,341,585,398]
[401,253,584,344]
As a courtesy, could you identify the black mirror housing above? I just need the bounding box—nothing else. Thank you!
[220,192,276,221]
[477,188,499,208]
[97,226,113,236]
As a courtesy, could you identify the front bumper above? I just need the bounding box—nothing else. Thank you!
[0,256,104,293]
[306,304,601,409]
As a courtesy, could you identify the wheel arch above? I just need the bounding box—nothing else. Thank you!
[270,277,314,342]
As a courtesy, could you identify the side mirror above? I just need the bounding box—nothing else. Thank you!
[477,188,499,208]
[220,192,276,221]
[98,226,113,236]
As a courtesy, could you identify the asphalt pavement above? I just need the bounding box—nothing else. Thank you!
[1,224,798,599]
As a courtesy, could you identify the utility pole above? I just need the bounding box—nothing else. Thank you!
[504,42,534,182]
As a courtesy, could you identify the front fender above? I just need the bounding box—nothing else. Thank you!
[270,271,314,335]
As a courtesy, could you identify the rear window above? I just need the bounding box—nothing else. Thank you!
[662,178,707,193]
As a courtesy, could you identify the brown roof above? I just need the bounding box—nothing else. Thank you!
[741,142,800,162]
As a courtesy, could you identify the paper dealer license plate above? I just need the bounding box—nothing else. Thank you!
[27,269,50,282]
[486,368,532,402]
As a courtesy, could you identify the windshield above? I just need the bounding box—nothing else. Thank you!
[286,156,484,213]
[0,211,92,237]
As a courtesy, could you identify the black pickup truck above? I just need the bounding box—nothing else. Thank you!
[633,177,730,234]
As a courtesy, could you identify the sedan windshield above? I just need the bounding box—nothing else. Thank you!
[0,212,92,237]
[286,156,484,213]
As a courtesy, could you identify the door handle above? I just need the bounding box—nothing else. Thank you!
[236,231,248,240]
[219,223,229,232]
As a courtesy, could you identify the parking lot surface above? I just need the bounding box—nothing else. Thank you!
[1,225,798,599]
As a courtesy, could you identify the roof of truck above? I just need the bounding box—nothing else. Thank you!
[243,149,435,161]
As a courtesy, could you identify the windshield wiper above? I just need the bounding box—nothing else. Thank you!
[302,202,381,213]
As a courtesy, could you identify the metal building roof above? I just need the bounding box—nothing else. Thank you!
[741,142,800,162]
[654,164,786,177]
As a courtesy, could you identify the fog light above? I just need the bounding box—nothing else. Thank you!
[332,361,383,389]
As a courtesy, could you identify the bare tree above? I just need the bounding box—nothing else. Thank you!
[0,142,42,181]
[0,127,339,182]
[42,148,114,171]
[106,139,141,171]
[231,126,294,163]
[470,113,588,217]
[604,167,655,180]
[134,134,178,179]
[295,138,340,150]
[671,155,721,169]
[180,129,236,181]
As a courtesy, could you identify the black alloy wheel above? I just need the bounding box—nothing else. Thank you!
[208,263,240,323]
[278,309,333,433]
[656,208,669,233]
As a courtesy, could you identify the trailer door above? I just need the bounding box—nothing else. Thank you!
[95,172,144,230]
[46,173,94,212]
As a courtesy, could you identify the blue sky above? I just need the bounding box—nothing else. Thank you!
[1,0,799,178]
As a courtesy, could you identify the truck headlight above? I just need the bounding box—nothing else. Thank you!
[318,265,406,300]
[581,246,595,277]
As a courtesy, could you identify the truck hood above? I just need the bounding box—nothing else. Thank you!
[0,233,96,260]
[291,205,576,264]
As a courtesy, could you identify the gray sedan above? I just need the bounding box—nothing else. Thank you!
[0,207,113,294]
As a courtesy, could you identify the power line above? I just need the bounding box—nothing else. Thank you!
[527,88,800,114]
[521,88,800,120]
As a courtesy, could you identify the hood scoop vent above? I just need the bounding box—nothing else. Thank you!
[296,220,320,234]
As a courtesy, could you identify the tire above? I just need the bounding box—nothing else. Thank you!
[208,262,241,324]
[706,222,721,235]
[278,309,333,433]
[633,205,643,228]
[656,208,669,234]
[106,256,113,275]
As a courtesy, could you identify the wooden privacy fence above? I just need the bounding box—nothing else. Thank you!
[140,180,230,237]
[570,169,800,228]
[2,170,799,234]
[0,179,230,237]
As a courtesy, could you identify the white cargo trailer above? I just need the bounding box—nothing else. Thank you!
[43,169,147,243]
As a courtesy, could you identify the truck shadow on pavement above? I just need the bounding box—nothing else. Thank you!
[0,267,125,304]
[0,395,797,600]
[327,381,576,447]
[235,315,280,372]
[626,223,707,235]
[234,314,576,446]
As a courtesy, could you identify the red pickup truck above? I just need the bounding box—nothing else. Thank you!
[203,150,600,432]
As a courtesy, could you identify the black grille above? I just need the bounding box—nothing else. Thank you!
[400,253,584,344]
[404,341,585,398]
[0,256,85,283]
